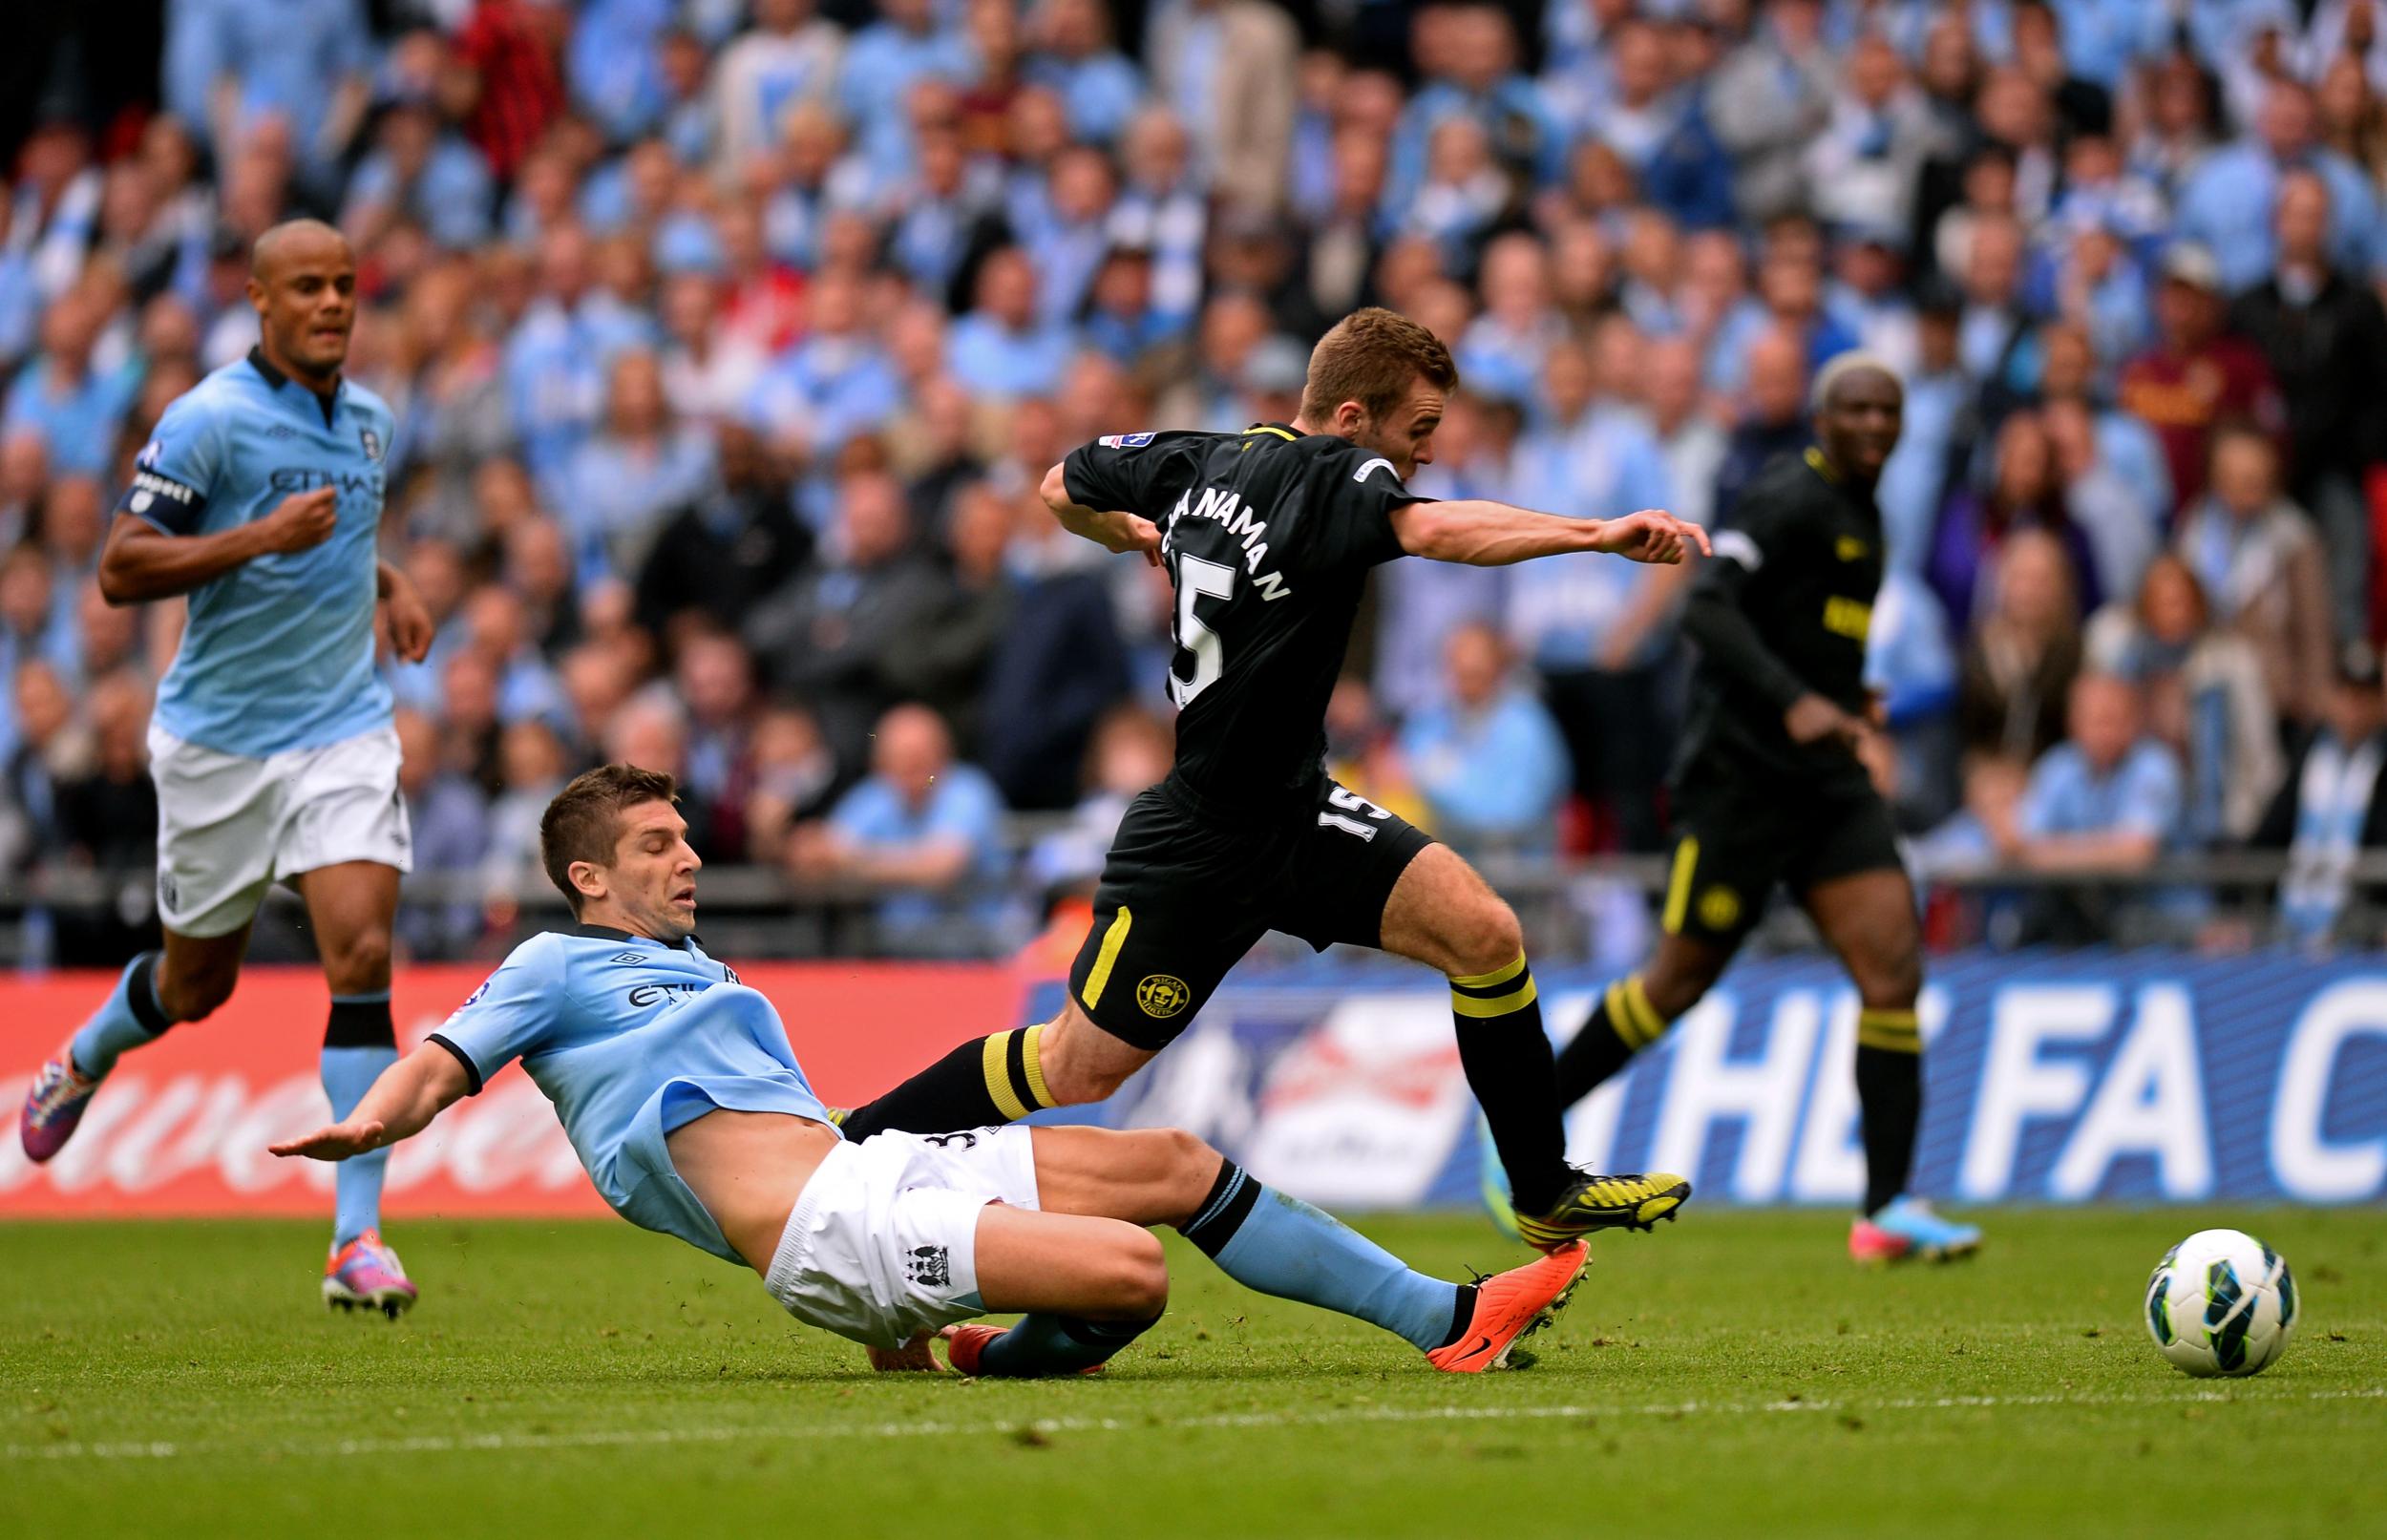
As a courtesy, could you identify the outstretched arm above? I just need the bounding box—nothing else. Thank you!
[1388,500,1709,567]
[1039,462,1163,561]
[270,1044,473,1161]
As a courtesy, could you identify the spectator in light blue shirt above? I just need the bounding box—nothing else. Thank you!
[1398,622,1571,858]
[548,351,717,587]
[340,101,496,253]
[2174,79,2385,291]
[2,297,137,479]
[2017,671,2186,862]
[568,0,676,143]
[800,702,1008,951]
[944,247,1079,398]
[2014,671,2199,943]
[1385,5,1562,213]
[1025,0,1146,145]
[837,0,975,187]
[184,0,374,173]
[743,270,905,464]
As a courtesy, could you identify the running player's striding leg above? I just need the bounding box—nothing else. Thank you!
[1380,846,1692,1249]
[834,1020,1073,1138]
[21,932,244,1163]
[300,863,415,1316]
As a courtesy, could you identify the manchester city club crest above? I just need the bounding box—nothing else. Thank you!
[358,426,383,462]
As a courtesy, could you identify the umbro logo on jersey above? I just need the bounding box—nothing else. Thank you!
[609,952,647,965]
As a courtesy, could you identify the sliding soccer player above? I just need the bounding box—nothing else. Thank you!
[272,765,1587,1375]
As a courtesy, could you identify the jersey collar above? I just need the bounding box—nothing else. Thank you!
[246,347,343,429]
[569,921,704,950]
[1243,422,1299,441]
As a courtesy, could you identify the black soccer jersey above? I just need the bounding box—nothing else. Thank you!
[1675,447,1884,790]
[1062,424,1431,817]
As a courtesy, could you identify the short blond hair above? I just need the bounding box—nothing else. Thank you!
[1299,307,1459,426]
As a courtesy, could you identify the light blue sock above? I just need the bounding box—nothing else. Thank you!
[323,992,397,1247]
[1179,1163,1462,1352]
[977,1313,1153,1377]
[69,952,171,1080]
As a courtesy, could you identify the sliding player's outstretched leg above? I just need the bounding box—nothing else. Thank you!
[1801,867,1979,1266]
[1031,1125,1587,1372]
[1379,846,1691,1251]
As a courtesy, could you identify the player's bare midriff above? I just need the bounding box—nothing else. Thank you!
[664,1108,841,1273]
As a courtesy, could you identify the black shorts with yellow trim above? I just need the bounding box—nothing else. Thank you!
[1067,776,1436,1050]
[1658,769,1904,945]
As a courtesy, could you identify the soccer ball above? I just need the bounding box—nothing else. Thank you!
[2143,1229,2298,1378]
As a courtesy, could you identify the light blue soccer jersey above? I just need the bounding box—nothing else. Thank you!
[121,349,396,757]
[428,925,837,1265]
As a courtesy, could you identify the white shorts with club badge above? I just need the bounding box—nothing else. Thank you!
[149,723,412,938]
[764,1125,1041,1350]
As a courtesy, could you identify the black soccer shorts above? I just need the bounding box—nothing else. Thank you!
[1065,776,1436,1049]
[1658,767,1905,945]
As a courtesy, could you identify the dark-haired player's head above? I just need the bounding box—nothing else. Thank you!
[1810,352,1904,487]
[540,764,700,939]
[1296,306,1458,480]
[247,219,356,387]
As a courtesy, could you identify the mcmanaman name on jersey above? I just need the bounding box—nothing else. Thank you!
[121,349,396,757]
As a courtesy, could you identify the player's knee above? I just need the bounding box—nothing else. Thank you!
[323,929,393,994]
[1447,898,1525,981]
[1042,1054,1133,1106]
[1144,1127,1221,1211]
[1642,955,1722,1020]
[158,968,235,1024]
[1855,949,1923,1011]
[1102,1228,1171,1319]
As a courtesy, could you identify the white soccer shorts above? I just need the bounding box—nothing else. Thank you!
[148,722,413,939]
[764,1125,1041,1350]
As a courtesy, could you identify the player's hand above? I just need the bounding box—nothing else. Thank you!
[380,577,435,664]
[1592,509,1710,565]
[269,1119,386,1162]
[1784,693,1868,751]
[255,486,340,555]
[866,1331,944,1373]
[1105,513,1164,564]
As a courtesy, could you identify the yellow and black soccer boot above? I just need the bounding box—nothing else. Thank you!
[1514,1168,1693,1252]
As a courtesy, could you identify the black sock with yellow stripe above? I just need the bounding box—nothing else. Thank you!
[834,1023,1059,1140]
[1854,1007,1923,1216]
[1553,974,1674,1105]
[1450,953,1570,1216]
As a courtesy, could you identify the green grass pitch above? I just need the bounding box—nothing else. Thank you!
[3,1209,2380,1538]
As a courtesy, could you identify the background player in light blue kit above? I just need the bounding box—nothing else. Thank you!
[18,221,435,1316]
[268,765,1589,1376]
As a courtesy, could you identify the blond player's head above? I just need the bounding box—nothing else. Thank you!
[1297,307,1459,480]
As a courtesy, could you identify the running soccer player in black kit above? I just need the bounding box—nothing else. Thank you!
[840,307,1710,1251]
[1534,353,1982,1265]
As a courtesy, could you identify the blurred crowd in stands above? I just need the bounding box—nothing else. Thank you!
[8,0,2387,963]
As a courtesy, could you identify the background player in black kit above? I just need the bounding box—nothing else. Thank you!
[843,307,1709,1251]
[1540,354,1984,1266]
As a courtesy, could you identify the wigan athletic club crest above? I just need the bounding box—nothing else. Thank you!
[359,426,384,462]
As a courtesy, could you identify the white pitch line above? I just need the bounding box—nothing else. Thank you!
[6,1385,2380,1466]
